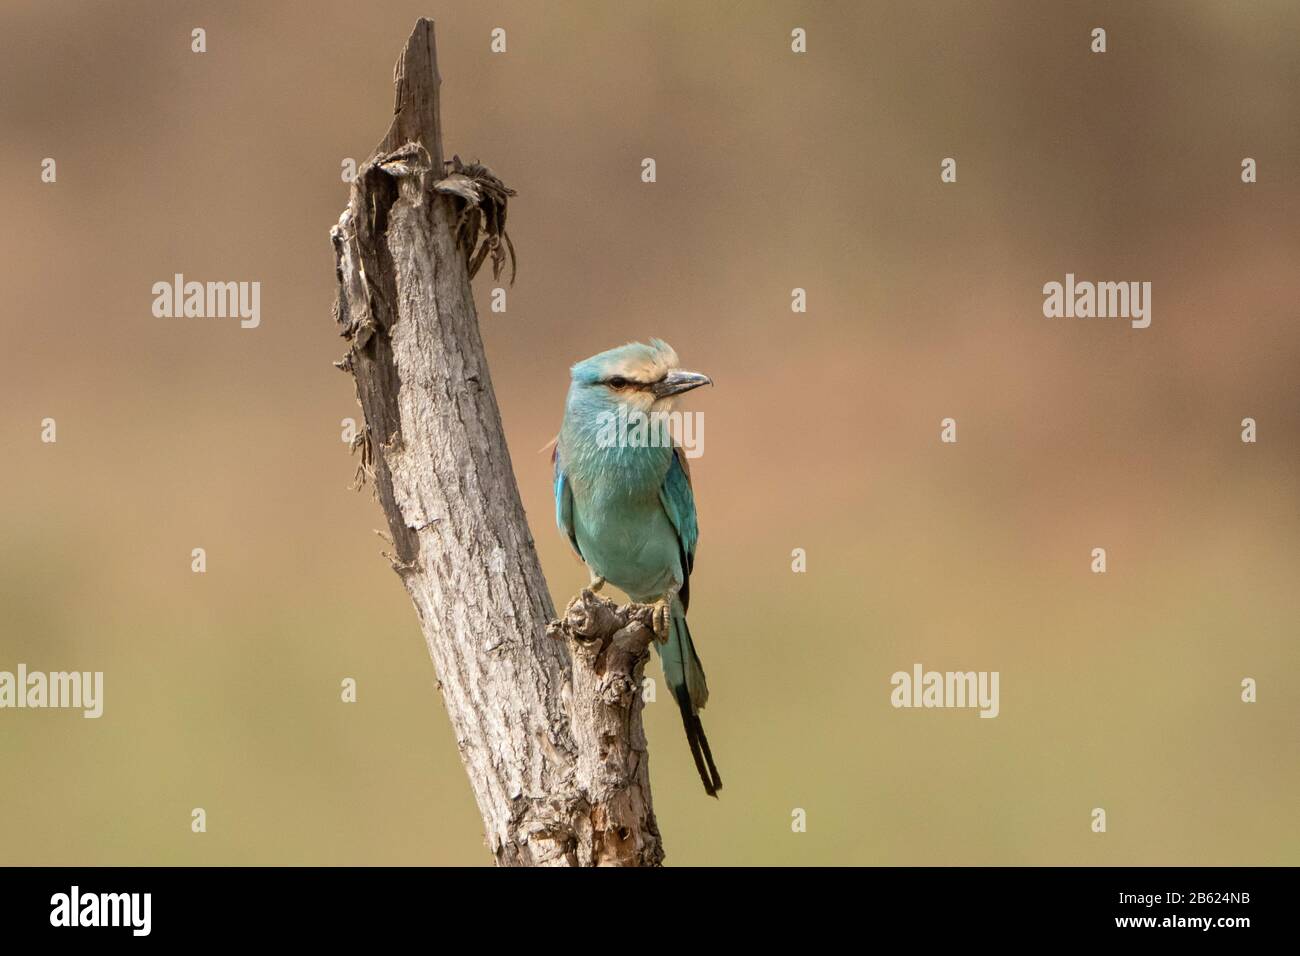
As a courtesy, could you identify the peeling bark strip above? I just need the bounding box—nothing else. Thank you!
[329,18,662,867]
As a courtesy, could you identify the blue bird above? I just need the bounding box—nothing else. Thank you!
[553,339,722,796]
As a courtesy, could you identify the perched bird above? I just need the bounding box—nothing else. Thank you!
[553,339,723,796]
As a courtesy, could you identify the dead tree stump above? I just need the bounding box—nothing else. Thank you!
[330,17,663,867]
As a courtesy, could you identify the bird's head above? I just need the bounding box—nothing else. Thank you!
[568,339,712,416]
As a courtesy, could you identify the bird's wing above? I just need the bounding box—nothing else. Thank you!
[658,446,699,612]
[553,443,583,560]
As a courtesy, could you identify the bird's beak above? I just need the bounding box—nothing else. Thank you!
[652,369,713,398]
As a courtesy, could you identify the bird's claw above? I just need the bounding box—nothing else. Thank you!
[588,576,606,593]
[652,599,671,645]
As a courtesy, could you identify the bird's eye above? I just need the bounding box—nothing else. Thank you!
[607,377,629,389]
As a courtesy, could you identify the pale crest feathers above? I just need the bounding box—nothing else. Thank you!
[570,338,679,384]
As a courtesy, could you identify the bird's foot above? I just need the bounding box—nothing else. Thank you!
[651,597,672,645]
[588,576,606,593]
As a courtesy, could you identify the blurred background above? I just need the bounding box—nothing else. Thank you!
[1,0,1296,865]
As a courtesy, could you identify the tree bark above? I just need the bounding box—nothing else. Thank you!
[330,17,663,867]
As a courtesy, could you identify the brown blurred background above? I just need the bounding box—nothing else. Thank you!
[1,0,1296,865]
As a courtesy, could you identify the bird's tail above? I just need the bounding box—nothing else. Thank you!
[655,602,722,797]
